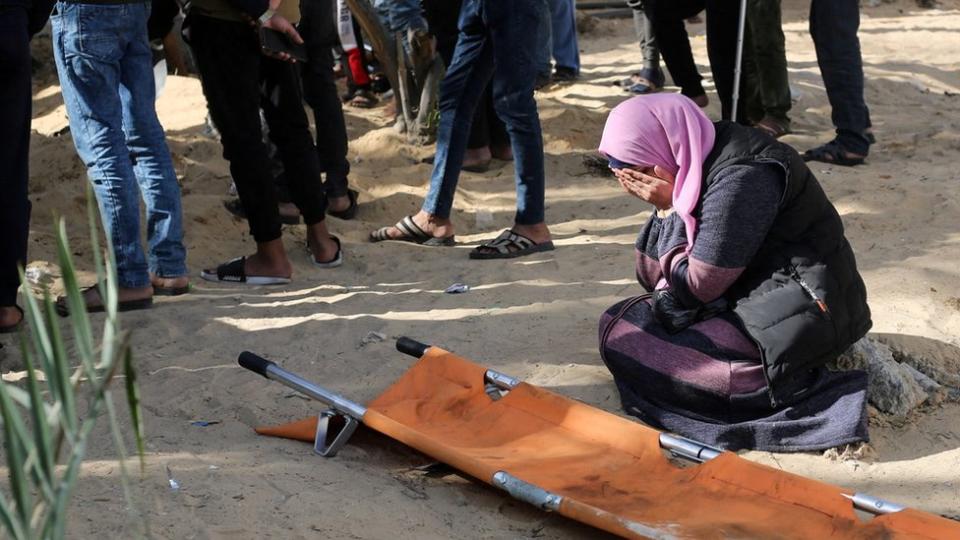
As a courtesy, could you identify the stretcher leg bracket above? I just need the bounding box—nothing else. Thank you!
[313,409,360,457]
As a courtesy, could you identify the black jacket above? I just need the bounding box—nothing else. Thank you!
[701,122,871,406]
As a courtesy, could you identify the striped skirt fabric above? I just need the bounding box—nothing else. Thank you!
[599,296,869,452]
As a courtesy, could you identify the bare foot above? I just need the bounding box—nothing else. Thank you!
[510,222,552,245]
[463,147,492,171]
[277,203,300,221]
[74,285,153,311]
[306,226,340,264]
[0,305,23,328]
[242,252,293,279]
[151,274,189,289]
[382,210,455,240]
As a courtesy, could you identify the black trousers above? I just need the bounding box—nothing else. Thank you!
[647,0,747,122]
[425,0,507,151]
[300,0,350,198]
[188,15,327,243]
[810,0,871,154]
[0,7,32,307]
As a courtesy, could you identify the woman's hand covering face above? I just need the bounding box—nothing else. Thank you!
[612,165,675,210]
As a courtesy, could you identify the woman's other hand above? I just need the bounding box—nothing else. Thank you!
[613,166,675,210]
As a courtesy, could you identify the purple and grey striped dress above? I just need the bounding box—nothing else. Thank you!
[600,164,868,452]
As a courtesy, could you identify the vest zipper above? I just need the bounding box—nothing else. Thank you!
[790,266,831,319]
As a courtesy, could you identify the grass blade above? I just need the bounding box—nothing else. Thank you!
[54,218,95,374]
[19,337,55,498]
[0,379,32,528]
[42,289,78,438]
[123,347,145,468]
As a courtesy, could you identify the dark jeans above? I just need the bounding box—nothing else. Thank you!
[648,0,745,121]
[425,0,507,152]
[632,4,659,73]
[810,0,871,155]
[743,0,790,125]
[300,0,350,198]
[188,14,327,243]
[0,7,31,307]
[422,0,545,224]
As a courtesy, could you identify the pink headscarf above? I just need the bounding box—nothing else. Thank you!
[598,94,716,248]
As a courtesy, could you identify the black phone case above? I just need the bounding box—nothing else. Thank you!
[259,27,308,63]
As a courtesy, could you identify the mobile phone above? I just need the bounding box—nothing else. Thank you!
[259,27,308,63]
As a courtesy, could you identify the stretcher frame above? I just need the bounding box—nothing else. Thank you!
[238,337,911,521]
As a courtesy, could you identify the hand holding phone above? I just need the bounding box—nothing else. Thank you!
[259,18,307,63]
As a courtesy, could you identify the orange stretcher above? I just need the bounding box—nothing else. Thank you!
[238,337,960,539]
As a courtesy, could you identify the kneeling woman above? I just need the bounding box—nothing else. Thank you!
[598,95,871,452]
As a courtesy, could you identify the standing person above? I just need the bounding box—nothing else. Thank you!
[641,1,710,108]
[186,0,342,285]
[619,0,665,95]
[299,0,358,219]
[543,0,579,82]
[50,0,190,314]
[646,0,744,120]
[370,0,554,260]
[0,0,54,332]
[336,0,377,108]
[802,0,872,166]
[743,0,791,138]
[421,0,511,171]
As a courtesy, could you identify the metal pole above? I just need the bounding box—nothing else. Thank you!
[731,0,748,121]
[238,352,367,419]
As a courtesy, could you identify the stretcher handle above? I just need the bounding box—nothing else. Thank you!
[238,351,276,378]
[236,351,367,419]
[396,337,430,358]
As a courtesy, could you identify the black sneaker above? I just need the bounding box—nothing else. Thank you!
[552,66,578,83]
[534,72,552,90]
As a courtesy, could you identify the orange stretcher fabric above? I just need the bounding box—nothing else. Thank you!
[257,347,960,539]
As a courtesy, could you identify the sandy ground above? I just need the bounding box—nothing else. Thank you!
[2,0,960,537]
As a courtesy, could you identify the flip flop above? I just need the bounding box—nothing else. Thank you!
[369,215,455,247]
[327,189,359,220]
[803,140,865,167]
[308,236,344,268]
[469,230,555,260]
[55,287,153,317]
[0,305,24,334]
[199,257,291,285]
[753,117,790,139]
[153,282,191,296]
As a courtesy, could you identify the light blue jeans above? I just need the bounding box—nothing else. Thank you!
[51,1,187,288]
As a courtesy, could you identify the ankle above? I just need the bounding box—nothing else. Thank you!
[0,306,23,327]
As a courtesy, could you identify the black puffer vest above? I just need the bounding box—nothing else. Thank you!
[703,122,872,406]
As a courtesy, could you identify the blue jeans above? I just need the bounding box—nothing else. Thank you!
[51,1,186,288]
[546,0,579,73]
[535,0,579,74]
[422,0,546,226]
